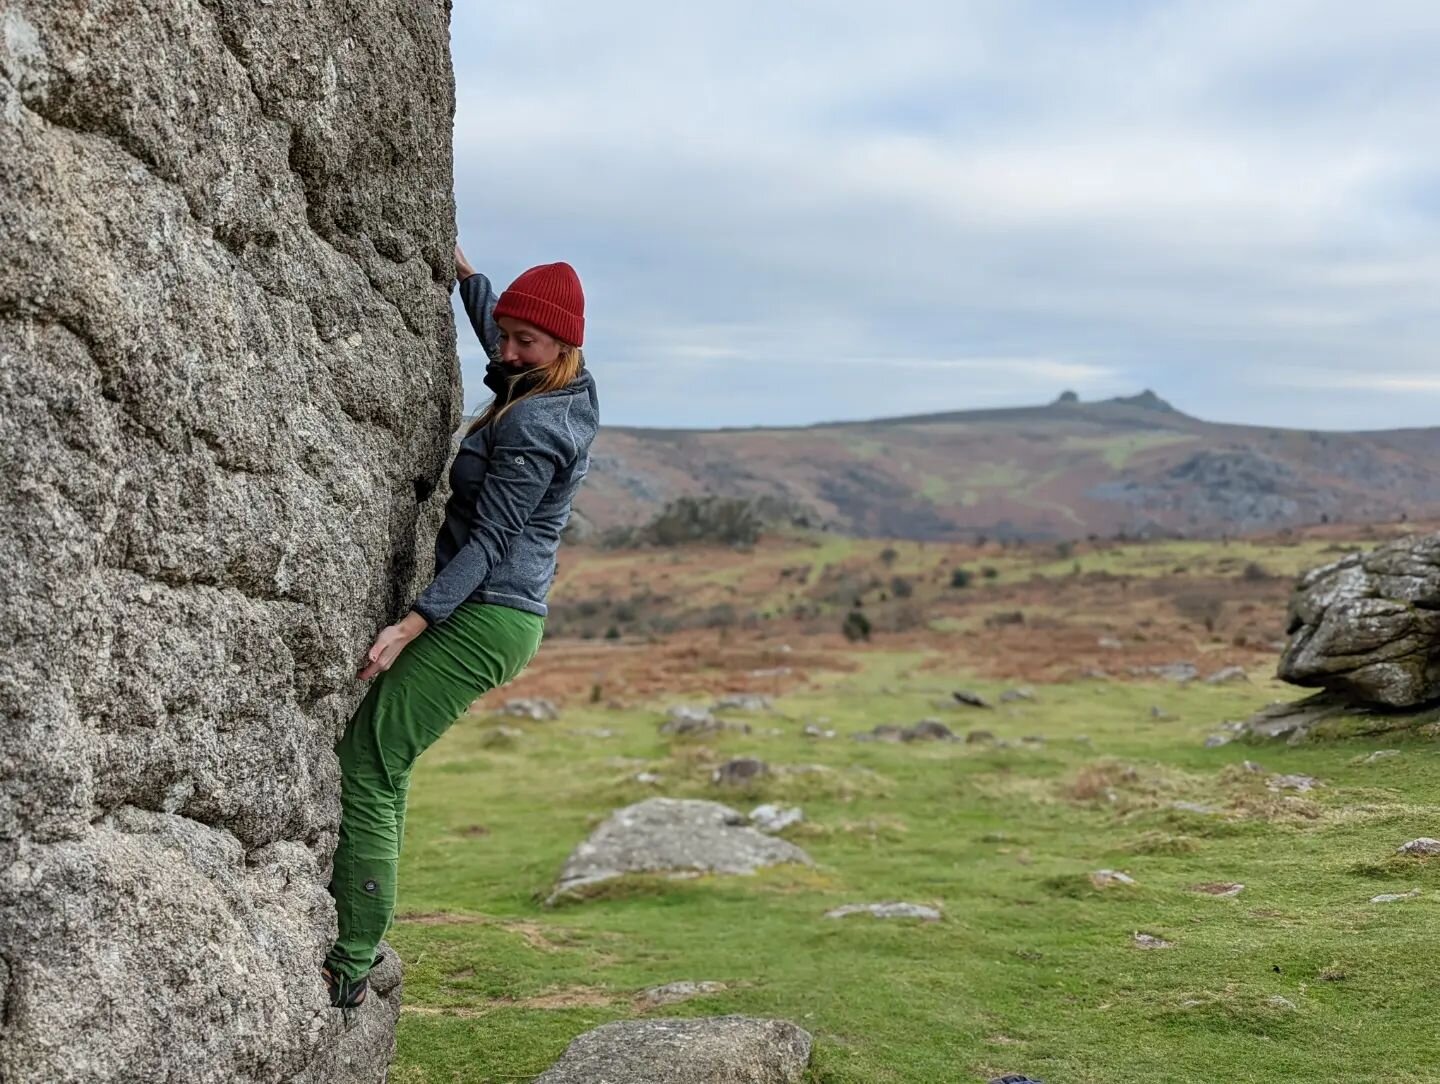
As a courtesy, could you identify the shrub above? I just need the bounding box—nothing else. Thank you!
[890,576,915,599]
[950,568,973,589]
[842,609,872,642]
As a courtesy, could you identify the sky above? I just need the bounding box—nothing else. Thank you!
[449,1,1440,431]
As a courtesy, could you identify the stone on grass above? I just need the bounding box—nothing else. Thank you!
[801,724,836,740]
[549,799,812,904]
[1140,662,1199,683]
[825,902,942,921]
[966,730,998,745]
[1203,735,1233,748]
[640,981,730,1008]
[905,719,957,742]
[749,804,804,834]
[952,690,992,708]
[663,706,751,737]
[1172,802,1223,815]
[1370,889,1422,903]
[999,687,1037,703]
[499,697,560,721]
[1267,774,1321,793]
[1151,706,1176,721]
[1189,883,1245,897]
[1131,932,1175,949]
[1266,996,1298,1012]
[1242,761,1266,773]
[1397,838,1440,856]
[1363,750,1401,764]
[1205,666,1250,685]
[713,694,773,713]
[1090,870,1137,888]
[534,1016,812,1084]
[712,758,769,787]
[634,772,663,786]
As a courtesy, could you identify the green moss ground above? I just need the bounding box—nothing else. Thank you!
[387,656,1440,1083]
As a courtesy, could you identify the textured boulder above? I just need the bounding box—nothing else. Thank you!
[1278,533,1440,707]
[548,798,813,904]
[1,3,456,1082]
[535,1017,813,1084]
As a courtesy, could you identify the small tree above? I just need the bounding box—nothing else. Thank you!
[950,568,973,589]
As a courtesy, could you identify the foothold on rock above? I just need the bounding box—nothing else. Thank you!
[1397,838,1440,856]
[749,804,804,833]
[712,758,768,787]
[824,902,942,921]
[548,799,812,904]
[1090,869,1137,888]
[533,1016,813,1084]
[952,690,992,708]
[1132,932,1175,949]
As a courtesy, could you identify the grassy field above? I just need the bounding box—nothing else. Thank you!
[386,641,1440,1083]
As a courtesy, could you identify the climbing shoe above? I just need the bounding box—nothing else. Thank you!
[321,965,369,1010]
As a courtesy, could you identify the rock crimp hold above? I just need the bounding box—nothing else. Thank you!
[548,799,813,905]
[534,1016,813,1084]
[1279,532,1440,707]
[0,3,456,1081]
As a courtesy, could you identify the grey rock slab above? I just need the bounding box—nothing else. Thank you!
[548,799,812,904]
[1363,749,1402,764]
[1204,665,1250,685]
[498,697,560,721]
[824,902,942,921]
[1090,869,1137,888]
[0,1,455,1079]
[1267,774,1322,792]
[1370,889,1422,903]
[534,1016,812,1084]
[952,690,992,708]
[712,758,768,786]
[713,694,773,713]
[1132,932,1175,949]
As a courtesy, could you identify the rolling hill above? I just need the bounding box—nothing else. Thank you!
[573,391,1440,541]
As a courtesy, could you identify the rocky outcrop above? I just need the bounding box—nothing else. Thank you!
[1,3,457,1082]
[1278,532,1440,706]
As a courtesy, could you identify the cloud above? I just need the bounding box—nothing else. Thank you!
[450,1,1440,430]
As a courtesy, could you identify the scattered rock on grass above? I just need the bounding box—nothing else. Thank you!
[749,804,804,833]
[1132,932,1175,949]
[534,1016,812,1084]
[640,981,730,1007]
[1205,666,1250,685]
[825,902,942,921]
[965,729,997,745]
[1267,774,1322,793]
[952,690,992,708]
[1138,662,1198,683]
[1397,838,1440,856]
[712,758,768,786]
[1189,882,1245,897]
[906,719,956,742]
[1203,734,1233,748]
[548,798,813,905]
[499,697,560,721]
[1172,801,1223,815]
[801,724,836,739]
[662,706,751,737]
[480,725,523,748]
[999,686,1037,703]
[1266,996,1298,1012]
[1370,889,1422,903]
[1363,749,1401,764]
[1090,870,1137,888]
[634,772,662,786]
[713,694,773,713]
[1241,760,1266,773]
[1151,706,1176,721]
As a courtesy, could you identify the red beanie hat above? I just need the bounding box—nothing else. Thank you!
[492,262,585,347]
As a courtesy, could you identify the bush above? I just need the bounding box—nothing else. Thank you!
[889,576,914,599]
[880,547,899,567]
[950,568,973,589]
[1242,561,1272,582]
[842,609,872,642]
[604,625,622,640]
[981,566,999,580]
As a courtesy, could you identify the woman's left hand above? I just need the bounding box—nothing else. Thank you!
[358,612,429,680]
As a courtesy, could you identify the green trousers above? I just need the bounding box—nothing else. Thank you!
[324,602,544,981]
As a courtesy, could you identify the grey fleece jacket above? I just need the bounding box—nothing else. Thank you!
[410,273,599,624]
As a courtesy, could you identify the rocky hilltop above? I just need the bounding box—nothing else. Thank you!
[1,3,457,1081]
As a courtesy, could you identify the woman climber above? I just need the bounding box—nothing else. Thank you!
[321,245,599,1008]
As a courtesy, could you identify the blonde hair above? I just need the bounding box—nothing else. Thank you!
[467,343,585,435]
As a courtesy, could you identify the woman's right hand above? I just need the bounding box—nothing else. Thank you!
[454,244,476,282]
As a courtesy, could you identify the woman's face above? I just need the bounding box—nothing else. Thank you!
[497,317,563,369]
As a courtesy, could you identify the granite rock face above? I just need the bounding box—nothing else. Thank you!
[1278,533,1440,707]
[0,3,457,1081]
